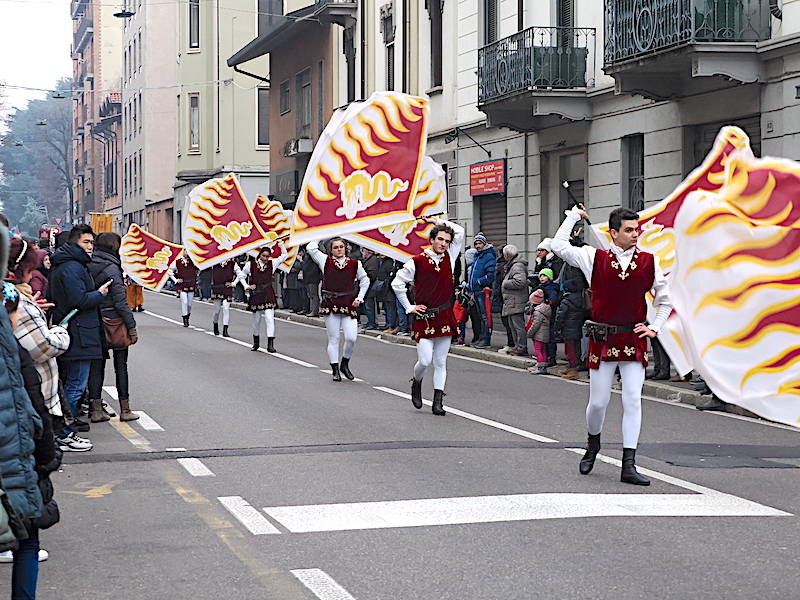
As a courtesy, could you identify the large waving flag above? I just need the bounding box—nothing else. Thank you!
[120,225,183,292]
[251,194,298,273]
[344,157,447,261]
[182,173,271,269]
[289,91,429,245]
[665,139,800,426]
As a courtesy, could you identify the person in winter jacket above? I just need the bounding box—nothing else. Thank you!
[28,250,49,299]
[554,277,589,380]
[86,232,139,423]
[48,224,111,447]
[360,247,381,330]
[463,248,481,344]
[374,256,399,332]
[493,253,516,352]
[530,238,564,287]
[525,289,552,374]
[500,245,529,356]
[468,233,496,348]
[537,268,561,366]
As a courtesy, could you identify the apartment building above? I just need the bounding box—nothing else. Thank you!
[70,0,122,224]
[172,0,271,241]
[121,0,178,238]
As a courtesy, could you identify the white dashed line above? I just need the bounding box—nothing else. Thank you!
[217,496,282,535]
[290,569,357,600]
[177,458,215,477]
[133,411,164,431]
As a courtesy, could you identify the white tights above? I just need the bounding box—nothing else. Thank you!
[587,361,646,449]
[414,336,451,390]
[212,299,230,326]
[252,309,275,337]
[179,291,193,317]
[324,314,358,363]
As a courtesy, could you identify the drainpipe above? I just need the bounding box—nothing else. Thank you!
[523,131,529,259]
[360,0,366,98]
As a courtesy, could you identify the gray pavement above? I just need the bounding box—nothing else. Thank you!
[3,290,799,599]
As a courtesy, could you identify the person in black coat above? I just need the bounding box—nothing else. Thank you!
[554,274,589,379]
[374,255,398,332]
[300,247,322,316]
[48,225,110,440]
[86,232,139,423]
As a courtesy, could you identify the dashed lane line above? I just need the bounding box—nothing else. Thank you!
[218,496,282,535]
[177,457,215,477]
[291,569,357,600]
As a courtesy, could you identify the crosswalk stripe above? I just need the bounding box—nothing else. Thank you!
[218,496,281,535]
[133,411,164,431]
[177,458,215,477]
[291,569,357,600]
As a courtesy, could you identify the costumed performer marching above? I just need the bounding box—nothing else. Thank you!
[391,217,465,416]
[551,205,672,485]
[306,238,369,382]
[169,249,199,327]
[235,242,289,353]
[210,258,237,336]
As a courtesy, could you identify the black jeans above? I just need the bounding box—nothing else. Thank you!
[88,348,129,401]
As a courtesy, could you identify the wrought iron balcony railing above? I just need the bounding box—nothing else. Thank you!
[604,0,771,65]
[478,26,596,106]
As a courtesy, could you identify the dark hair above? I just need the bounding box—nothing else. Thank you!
[608,208,639,232]
[68,224,95,242]
[96,232,122,254]
[257,246,272,258]
[0,214,8,228]
[429,223,455,242]
[327,237,346,253]
[7,237,41,280]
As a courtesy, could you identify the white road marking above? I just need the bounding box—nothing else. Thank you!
[133,411,164,431]
[166,447,187,452]
[264,491,789,533]
[102,385,118,401]
[218,496,282,535]
[177,458,215,477]
[374,386,558,443]
[291,569,357,600]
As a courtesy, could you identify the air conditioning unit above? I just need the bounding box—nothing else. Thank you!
[283,137,313,157]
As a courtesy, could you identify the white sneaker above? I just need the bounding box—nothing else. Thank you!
[101,400,116,417]
[57,432,93,452]
[38,549,48,562]
[498,346,512,354]
[0,550,11,563]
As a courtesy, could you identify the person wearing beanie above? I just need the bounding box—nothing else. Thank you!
[468,232,496,348]
[500,244,529,356]
[551,204,672,486]
[537,267,561,366]
[392,217,465,416]
[525,289,551,373]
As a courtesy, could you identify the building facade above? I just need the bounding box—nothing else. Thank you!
[121,0,178,237]
[71,0,122,225]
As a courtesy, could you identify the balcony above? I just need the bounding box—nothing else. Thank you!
[74,18,93,52]
[313,0,357,26]
[71,0,88,19]
[477,26,596,132]
[604,0,771,99]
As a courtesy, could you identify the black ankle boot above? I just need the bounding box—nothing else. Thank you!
[213,322,219,336]
[579,433,601,475]
[182,315,189,328]
[339,357,354,380]
[410,378,422,409]
[251,336,260,351]
[267,337,276,353]
[331,363,342,382]
[222,325,230,337]
[431,389,446,416]
[620,448,650,486]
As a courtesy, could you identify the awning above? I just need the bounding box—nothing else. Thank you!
[227,6,315,67]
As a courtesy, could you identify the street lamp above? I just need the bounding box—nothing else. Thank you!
[113,1,135,18]
[51,91,67,99]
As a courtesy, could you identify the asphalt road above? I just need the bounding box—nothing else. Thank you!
[4,291,799,599]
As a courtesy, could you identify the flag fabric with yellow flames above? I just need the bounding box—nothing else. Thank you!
[183,173,271,269]
[120,225,184,292]
[344,157,447,262]
[251,194,298,273]
[666,146,800,427]
[289,91,429,245]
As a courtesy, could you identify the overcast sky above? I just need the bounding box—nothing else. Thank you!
[0,0,73,115]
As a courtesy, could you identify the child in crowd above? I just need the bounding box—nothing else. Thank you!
[525,288,552,374]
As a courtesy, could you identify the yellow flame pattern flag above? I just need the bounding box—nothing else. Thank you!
[251,194,299,273]
[289,91,429,245]
[120,224,184,292]
[344,157,447,262]
[662,130,800,426]
[182,173,271,269]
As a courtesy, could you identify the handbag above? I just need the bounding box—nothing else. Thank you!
[102,316,132,349]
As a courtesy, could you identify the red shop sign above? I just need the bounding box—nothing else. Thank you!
[469,159,506,196]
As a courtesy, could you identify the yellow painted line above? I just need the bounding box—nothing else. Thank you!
[108,417,155,452]
[63,479,124,499]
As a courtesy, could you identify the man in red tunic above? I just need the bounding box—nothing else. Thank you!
[392,218,465,416]
[169,249,199,327]
[552,205,672,485]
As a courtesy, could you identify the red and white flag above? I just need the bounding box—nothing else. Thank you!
[120,225,183,292]
[251,194,298,273]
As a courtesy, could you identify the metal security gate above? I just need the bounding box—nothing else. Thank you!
[478,194,507,248]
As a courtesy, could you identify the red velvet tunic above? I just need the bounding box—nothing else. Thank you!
[587,248,655,369]
[246,258,277,311]
[411,253,457,341]
[320,256,359,319]
[211,260,236,300]
[174,257,198,293]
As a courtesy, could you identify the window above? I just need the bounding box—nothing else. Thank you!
[257,88,269,147]
[258,0,282,36]
[138,92,143,133]
[132,154,138,195]
[381,4,395,91]
[138,152,143,192]
[623,134,645,212]
[137,31,142,70]
[556,0,574,47]
[279,80,291,114]
[132,37,137,75]
[427,0,443,88]
[317,60,325,136]
[189,93,200,151]
[484,0,498,44]
[343,27,355,102]
[296,69,312,138]
[176,94,182,156]
[124,49,128,84]
[189,0,200,49]
[123,158,128,197]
